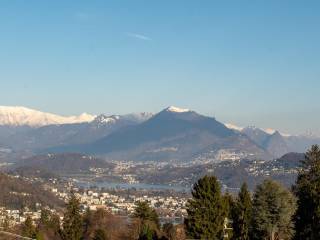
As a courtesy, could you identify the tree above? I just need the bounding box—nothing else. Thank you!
[22,215,37,238]
[251,179,296,240]
[163,223,175,240]
[93,228,108,240]
[132,202,160,240]
[294,145,320,239]
[1,211,11,231]
[133,201,160,228]
[37,210,61,240]
[61,193,83,240]
[232,183,252,240]
[139,222,158,240]
[184,175,228,239]
[162,223,186,240]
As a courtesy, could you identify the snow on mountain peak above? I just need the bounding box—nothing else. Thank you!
[264,128,277,135]
[0,106,96,127]
[93,115,120,125]
[166,106,190,113]
[224,123,243,131]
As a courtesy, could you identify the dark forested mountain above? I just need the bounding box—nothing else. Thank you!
[55,107,270,161]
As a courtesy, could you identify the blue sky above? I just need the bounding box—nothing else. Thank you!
[1,1,319,134]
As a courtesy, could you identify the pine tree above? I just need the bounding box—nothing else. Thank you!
[294,145,320,239]
[133,202,160,240]
[1,212,11,231]
[93,228,108,240]
[231,183,252,240]
[162,223,175,240]
[61,193,83,240]
[251,179,296,240]
[139,223,158,240]
[133,201,160,228]
[39,208,50,228]
[184,175,228,239]
[22,215,37,238]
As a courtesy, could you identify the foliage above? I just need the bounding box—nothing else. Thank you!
[133,201,160,228]
[162,223,175,240]
[93,228,108,240]
[231,183,252,240]
[184,175,228,239]
[251,179,296,240]
[294,145,320,239]
[61,193,83,240]
[22,215,37,238]
[138,221,158,240]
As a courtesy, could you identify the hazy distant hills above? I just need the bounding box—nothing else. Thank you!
[242,127,290,158]
[236,126,320,158]
[0,105,319,161]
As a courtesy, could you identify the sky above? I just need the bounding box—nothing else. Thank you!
[0,0,320,135]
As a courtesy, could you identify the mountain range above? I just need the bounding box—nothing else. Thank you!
[0,105,319,161]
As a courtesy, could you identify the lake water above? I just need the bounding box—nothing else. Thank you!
[76,181,190,192]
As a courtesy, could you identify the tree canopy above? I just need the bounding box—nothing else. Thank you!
[251,179,296,240]
[294,145,320,239]
[185,175,228,239]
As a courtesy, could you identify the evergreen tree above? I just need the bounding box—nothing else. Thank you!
[22,215,37,238]
[294,145,320,239]
[231,183,252,240]
[139,222,158,240]
[39,208,51,228]
[133,201,160,228]
[251,179,296,240]
[184,175,228,239]
[61,193,83,240]
[162,223,175,240]
[93,228,108,240]
[1,212,11,231]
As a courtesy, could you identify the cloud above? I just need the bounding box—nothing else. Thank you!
[126,32,152,41]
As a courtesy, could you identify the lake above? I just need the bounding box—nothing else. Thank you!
[76,181,190,192]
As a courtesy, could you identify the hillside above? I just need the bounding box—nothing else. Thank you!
[0,173,63,210]
[15,153,115,175]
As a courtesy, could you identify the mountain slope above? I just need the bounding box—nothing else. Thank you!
[242,126,270,147]
[15,153,115,174]
[4,113,152,151]
[0,173,63,210]
[55,107,270,161]
[0,106,95,127]
[263,131,290,158]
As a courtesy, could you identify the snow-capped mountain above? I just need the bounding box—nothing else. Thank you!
[224,123,244,132]
[52,106,269,161]
[0,106,95,127]
[1,105,320,159]
[165,106,191,113]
